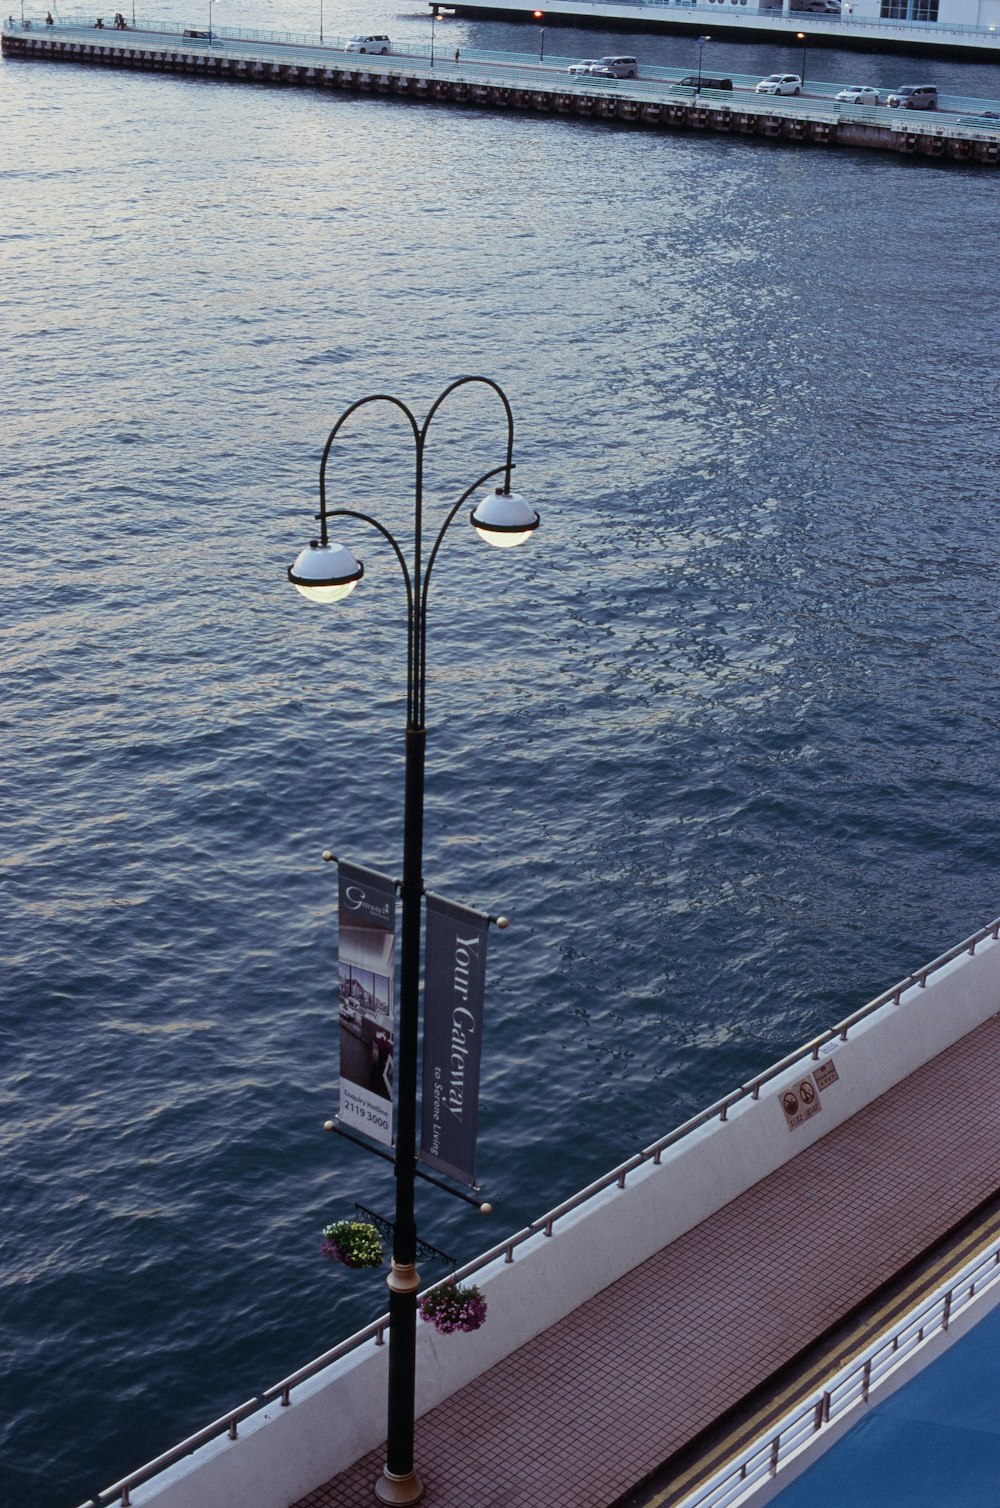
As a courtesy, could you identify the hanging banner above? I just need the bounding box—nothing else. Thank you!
[337,860,396,1147]
[419,894,489,1187]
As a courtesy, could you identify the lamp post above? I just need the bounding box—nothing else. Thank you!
[319,0,323,43]
[430,8,436,66]
[695,32,710,94]
[797,30,807,91]
[288,377,539,1507]
[533,8,544,60]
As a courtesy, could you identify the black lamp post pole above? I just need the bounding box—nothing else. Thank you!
[696,33,709,95]
[309,380,518,1507]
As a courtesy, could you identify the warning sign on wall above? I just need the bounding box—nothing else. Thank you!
[781,1074,823,1131]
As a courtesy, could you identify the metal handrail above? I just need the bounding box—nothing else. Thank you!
[680,1233,1000,1507]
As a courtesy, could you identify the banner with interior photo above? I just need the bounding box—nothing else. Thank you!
[419,894,489,1187]
[337,860,396,1147]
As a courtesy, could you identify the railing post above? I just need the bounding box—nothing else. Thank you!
[769,1436,781,1476]
[861,1359,872,1402]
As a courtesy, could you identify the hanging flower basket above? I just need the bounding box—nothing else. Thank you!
[418,1279,488,1335]
[321,1220,384,1270]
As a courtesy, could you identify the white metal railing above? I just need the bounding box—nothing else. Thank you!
[74,915,1000,1507]
[679,1234,1000,1508]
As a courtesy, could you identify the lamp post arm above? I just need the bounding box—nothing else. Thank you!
[417,461,513,726]
[316,394,421,547]
[419,375,516,496]
[320,508,416,723]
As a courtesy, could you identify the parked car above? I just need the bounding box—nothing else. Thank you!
[886,84,938,109]
[755,73,802,95]
[792,0,841,11]
[345,33,391,53]
[835,84,881,104]
[567,58,599,74]
[679,74,733,90]
[589,55,638,78]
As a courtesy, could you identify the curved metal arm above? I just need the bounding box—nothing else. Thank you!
[316,394,421,547]
[417,461,513,727]
[420,375,515,498]
[313,377,518,731]
[322,508,416,722]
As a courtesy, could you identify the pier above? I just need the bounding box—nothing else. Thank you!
[4,21,1000,166]
[76,918,1000,1507]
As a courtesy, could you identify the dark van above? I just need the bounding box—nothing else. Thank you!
[679,74,733,90]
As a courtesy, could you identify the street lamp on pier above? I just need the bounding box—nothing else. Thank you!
[288,377,540,1507]
[430,7,436,66]
[695,33,710,95]
[533,8,544,60]
[797,30,807,92]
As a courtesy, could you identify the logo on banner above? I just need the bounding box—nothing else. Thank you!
[419,895,489,1187]
[337,861,396,1147]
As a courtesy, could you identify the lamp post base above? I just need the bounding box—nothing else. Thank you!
[374,1467,425,1505]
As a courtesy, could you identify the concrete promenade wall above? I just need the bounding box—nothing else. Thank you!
[131,932,1000,1507]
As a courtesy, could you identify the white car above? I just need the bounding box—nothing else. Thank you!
[567,58,599,74]
[345,33,390,53]
[755,73,802,95]
[835,84,881,104]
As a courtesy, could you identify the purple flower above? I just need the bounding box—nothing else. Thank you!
[417,1281,487,1334]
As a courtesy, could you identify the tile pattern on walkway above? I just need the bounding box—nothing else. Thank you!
[295,1009,1000,1508]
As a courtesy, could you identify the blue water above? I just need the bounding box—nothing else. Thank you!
[2,4,1000,1504]
[773,1298,1000,1507]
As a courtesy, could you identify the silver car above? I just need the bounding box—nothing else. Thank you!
[886,84,938,109]
[590,55,638,78]
[345,33,390,54]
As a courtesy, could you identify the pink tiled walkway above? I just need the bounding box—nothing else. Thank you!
[295,1010,1000,1508]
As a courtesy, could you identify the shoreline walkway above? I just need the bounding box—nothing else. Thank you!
[295,1007,1000,1507]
